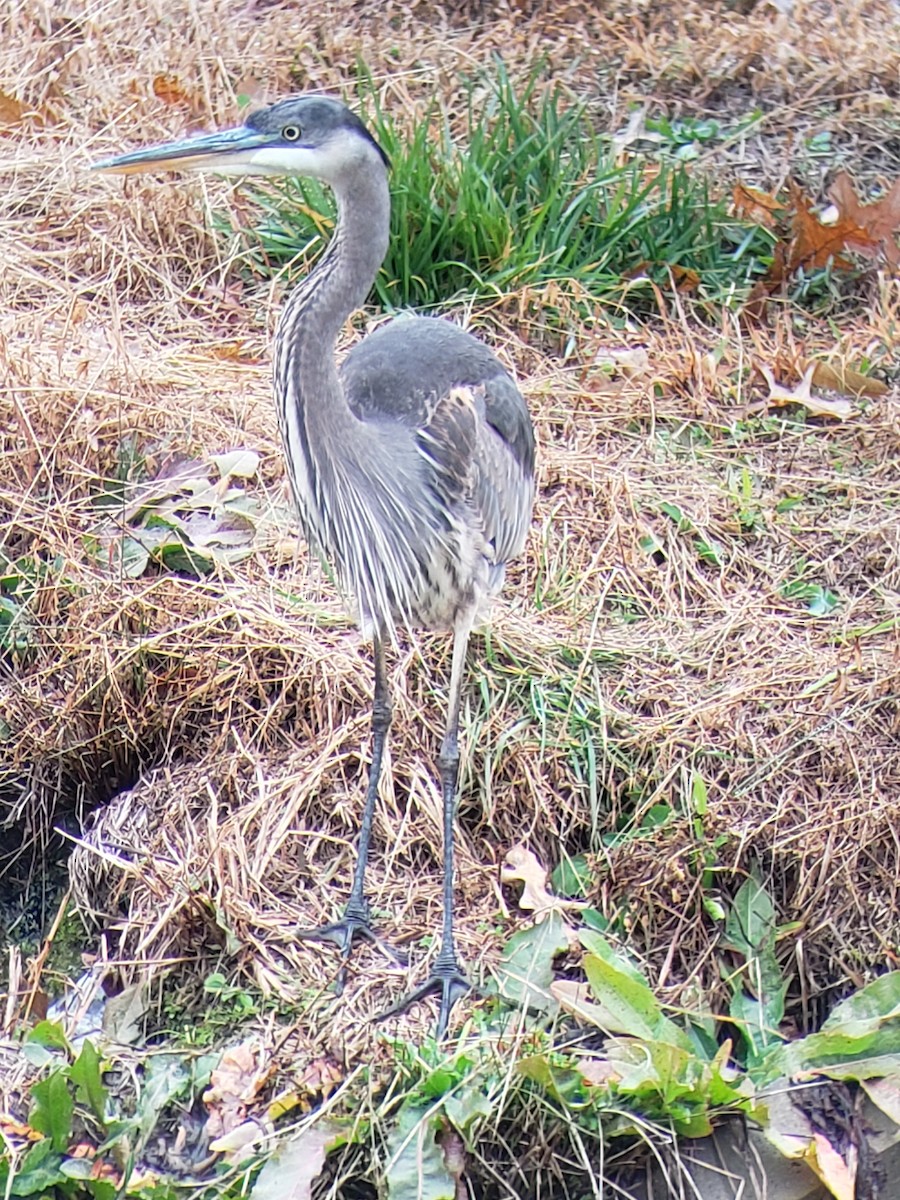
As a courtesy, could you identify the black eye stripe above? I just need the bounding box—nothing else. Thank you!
[282,124,301,141]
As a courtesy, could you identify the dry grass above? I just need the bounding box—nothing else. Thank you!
[1,0,899,1092]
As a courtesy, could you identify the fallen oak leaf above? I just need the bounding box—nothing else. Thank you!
[152,74,203,116]
[744,180,887,319]
[829,172,900,270]
[733,182,783,229]
[203,1040,274,1141]
[786,182,868,274]
[501,845,587,922]
[811,361,889,400]
[758,364,854,421]
[0,89,27,126]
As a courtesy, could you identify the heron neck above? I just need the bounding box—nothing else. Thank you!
[276,167,390,428]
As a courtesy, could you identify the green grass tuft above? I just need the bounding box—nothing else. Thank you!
[215,63,772,319]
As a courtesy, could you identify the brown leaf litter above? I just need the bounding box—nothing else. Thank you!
[501,845,586,922]
[204,1040,274,1142]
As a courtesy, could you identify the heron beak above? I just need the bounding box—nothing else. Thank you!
[91,125,271,176]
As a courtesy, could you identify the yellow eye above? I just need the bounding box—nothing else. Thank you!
[282,125,301,142]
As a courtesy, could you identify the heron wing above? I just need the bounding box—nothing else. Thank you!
[341,316,535,565]
[473,374,535,565]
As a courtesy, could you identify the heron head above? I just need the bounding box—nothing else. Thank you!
[92,94,390,183]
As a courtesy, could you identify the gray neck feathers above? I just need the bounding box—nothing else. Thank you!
[272,145,391,550]
[275,151,390,433]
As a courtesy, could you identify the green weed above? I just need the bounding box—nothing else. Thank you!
[161,971,270,1045]
[0,551,70,662]
[11,1021,221,1198]
[781,576,840,616]
[643,108,764,162]
[728,464,766,535]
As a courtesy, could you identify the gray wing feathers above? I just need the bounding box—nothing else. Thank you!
[341,314,535,569]
[474,374,534,565]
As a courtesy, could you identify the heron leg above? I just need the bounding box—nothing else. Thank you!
[379,621,473,1038]
[297,633,405,992]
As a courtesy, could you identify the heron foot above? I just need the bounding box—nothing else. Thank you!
[378,950,473,1039]
[296,900,406,995]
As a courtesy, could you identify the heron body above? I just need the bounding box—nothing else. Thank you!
[94,95,535,1035]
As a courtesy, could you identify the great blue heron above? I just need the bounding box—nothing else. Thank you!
[93,95,535,1036]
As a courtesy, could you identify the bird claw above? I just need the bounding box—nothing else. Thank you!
[296,903,406,995]
[377,953,474,1039]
